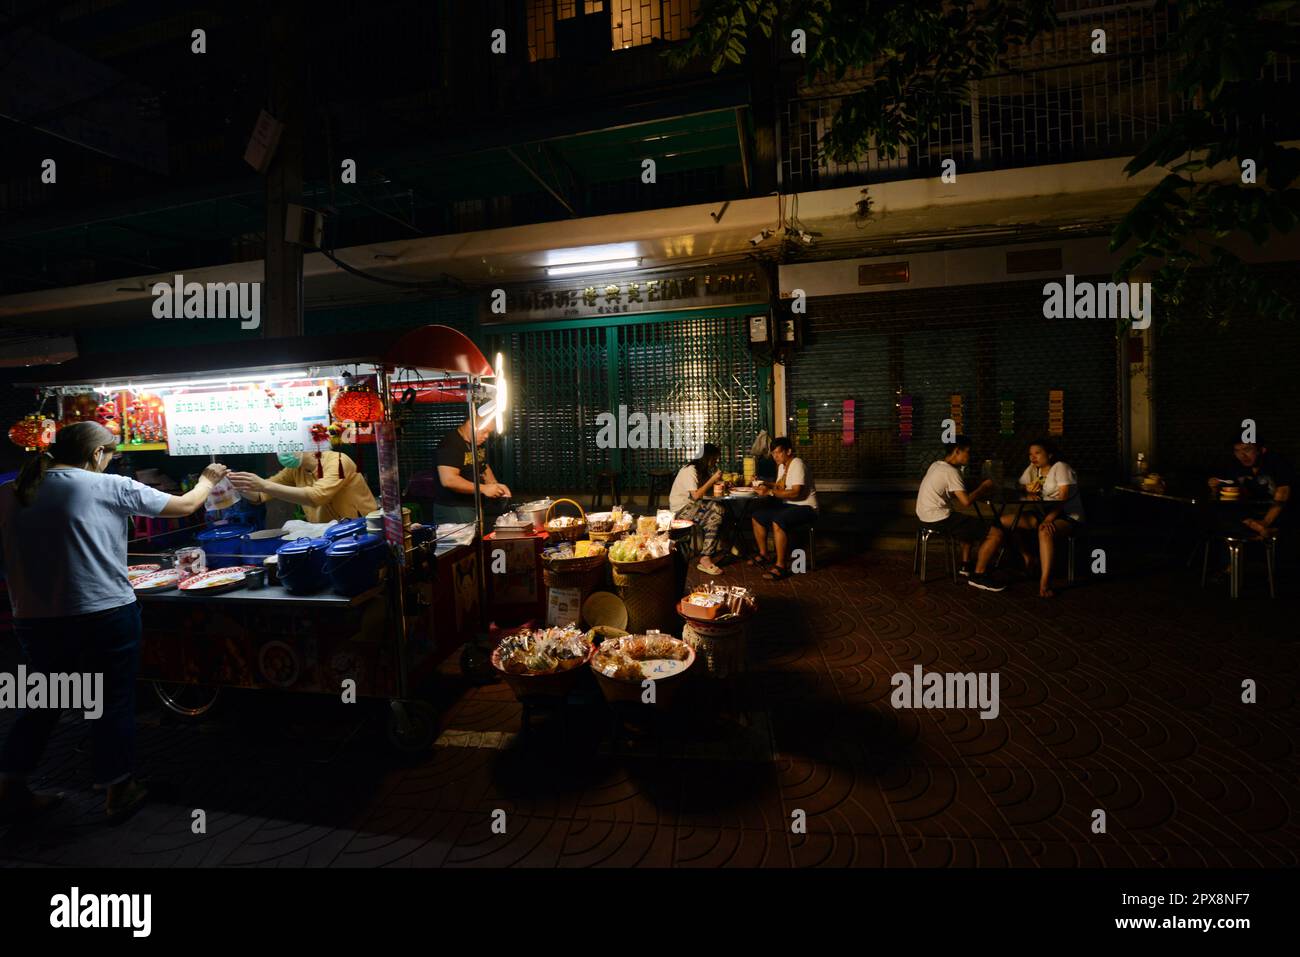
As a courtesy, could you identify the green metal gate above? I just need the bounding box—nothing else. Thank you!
[487,305,770,493]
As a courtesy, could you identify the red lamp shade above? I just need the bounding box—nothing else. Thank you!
[330,385,384,423]
[9,415,56,452]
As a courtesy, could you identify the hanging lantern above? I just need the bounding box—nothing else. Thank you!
[9,415,56,452]
[330,382,384,424]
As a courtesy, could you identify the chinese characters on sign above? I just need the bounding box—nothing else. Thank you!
[490,267,766,321]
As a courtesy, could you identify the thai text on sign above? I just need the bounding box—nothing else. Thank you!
[164,386,329,456]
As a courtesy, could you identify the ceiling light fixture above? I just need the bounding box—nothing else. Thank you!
[545,258,642,277]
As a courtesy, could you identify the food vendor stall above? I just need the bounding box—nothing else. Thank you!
[12,325,505,751]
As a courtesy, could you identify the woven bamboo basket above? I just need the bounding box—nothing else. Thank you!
[682,619,747,679]
[587,516,634,542]
[544,498,588,543]
[542,552,608,612]
[612,563,677,634]
[491,643,592,699]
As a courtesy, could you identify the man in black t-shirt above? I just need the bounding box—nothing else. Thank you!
[1207,440,1292,537]
[432,417,511,525]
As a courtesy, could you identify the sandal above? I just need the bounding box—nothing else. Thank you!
[748,553,771,567]
[697,561,724,576]
[764,565,791,581]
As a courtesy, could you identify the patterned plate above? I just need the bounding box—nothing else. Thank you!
[127,563,162,581]
[178,566,257,594]
[132,568,182,592]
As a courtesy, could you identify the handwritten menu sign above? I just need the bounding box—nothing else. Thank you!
[164,387,329,456]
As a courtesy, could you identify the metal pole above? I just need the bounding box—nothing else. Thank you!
[467,377,488,632]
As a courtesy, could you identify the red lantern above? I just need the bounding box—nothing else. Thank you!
[9,415,56,452]
[330,384,384,424]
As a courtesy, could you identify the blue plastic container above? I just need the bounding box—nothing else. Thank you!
[241,529,289,562]
[275,537,330,594]
[196,524,254,569]
[323,533,388,597]
[323,518,368,542]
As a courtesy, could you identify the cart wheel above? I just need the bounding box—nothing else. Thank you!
[153,682,222,721]
[386,699,437,753]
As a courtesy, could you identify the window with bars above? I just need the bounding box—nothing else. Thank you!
[526,0,701,62]
[780,1,1193,189]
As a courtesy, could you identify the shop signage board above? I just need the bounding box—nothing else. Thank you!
[164,387,328,456]
[484,265,767,322]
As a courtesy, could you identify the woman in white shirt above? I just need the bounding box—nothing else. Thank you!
[670,443,726,575]
[1002,438,1084,598]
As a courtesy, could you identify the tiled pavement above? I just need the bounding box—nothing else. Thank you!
[1,547,1297,867]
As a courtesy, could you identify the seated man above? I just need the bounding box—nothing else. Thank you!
[229,448,376,523]
[915,436,1005,592]
[433,416,511,526]
[1207,437,1291,539]
[748,436,817,580]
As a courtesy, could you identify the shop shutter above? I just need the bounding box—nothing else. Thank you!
[487,308,766,493]
[785,279,1120,486]
[616,312,766,489]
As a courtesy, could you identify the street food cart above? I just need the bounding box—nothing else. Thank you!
[13,325,504,750]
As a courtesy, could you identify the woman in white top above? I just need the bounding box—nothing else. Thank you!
[1002,438,1084,598]
[670,443,727,575]
[0,422,228,824]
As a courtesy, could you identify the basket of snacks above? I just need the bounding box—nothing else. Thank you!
[586,507,634,542]
[607,531,673,574]
[590,632,695,707]
[544,498,588,543]
[542,540,608,605]
[678,585,756,677]
[491,624,595,699]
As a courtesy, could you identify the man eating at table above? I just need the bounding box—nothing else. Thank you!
[1207,437,1291,538]
[915,436,1005,591]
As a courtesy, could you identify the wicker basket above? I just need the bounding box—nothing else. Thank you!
[491,643,592,700]
[612,563,677,634]
[588,519,633,542]
[609,552,673,575]
[543,552,608,625]
[682,619,747,678]
[544,498,588,543]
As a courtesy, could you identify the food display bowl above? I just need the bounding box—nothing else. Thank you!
[490,642,592,700]
[590,634,695,708]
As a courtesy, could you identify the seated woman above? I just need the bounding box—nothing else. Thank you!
[1001,439,1085,598]
[670,443,726,575]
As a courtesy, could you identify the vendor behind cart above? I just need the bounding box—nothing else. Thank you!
[228,447,377,523]
[0,422,230,824]
[433,416,510,525]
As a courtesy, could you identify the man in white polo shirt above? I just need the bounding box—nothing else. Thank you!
[916,436,1005,591]
[749,436,817,580]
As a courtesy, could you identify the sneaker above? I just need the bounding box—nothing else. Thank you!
[959,562,973,577]
[968,574,1006,593]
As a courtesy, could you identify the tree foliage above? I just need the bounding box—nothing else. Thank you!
[671,0,1300,325]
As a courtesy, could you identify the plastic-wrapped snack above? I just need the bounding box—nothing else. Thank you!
[500,647,532,675]
[523,650,558,674]
[641,634,688,660]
